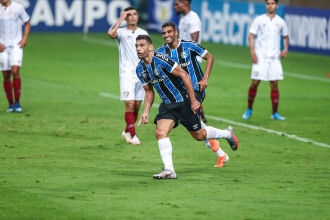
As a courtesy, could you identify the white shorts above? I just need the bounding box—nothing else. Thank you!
[0,45,23,71]
[119,69,145,101]
[251,58,283,81]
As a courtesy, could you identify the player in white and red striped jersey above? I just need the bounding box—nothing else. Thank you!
[0,0,30,113]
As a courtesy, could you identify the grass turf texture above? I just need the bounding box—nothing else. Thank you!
[0,33,329,219]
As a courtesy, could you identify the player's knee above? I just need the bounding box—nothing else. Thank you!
[155,129,167,139]
[191,131,205,141]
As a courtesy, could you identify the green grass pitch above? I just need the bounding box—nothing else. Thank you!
[0,33,329,219]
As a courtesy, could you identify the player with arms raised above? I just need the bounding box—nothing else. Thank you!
[108,7,148,144]
[135,35,239,179]
[0,0,30,112]
[242,0,289,120]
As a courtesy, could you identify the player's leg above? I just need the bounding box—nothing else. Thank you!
[269,60,285,120]
[130,100,142,144]
[11,66,22,112]
[153,119,177,179]
[270,80,285,120]
[2,71,14,112]
[123,100,137,143]
[199,104,207,123]
[0,48,14,112]
[11,45,23,112]
[200,121,229,167]
[242,79,260,119]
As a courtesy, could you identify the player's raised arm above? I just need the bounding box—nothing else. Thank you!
[248,33,258,63]
[138,84,154,127]
[107,11,127,39]
[172,66,200,114]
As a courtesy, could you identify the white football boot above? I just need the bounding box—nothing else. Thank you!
[122,130,132,143]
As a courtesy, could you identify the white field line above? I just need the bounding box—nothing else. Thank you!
[99,92,330,148]
[83,36,330,83]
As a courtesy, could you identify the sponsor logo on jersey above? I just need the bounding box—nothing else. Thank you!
[155,53,169,61]
[180,61,191,68]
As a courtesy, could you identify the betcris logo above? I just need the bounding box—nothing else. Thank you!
[15,0,131,32]
[192,0,283,46]
[148,0,179,32]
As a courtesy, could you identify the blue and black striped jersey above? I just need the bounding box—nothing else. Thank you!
[157,40,207,92]
[136,52,188,104]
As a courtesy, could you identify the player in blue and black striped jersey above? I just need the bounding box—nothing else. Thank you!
[135,35,239,179]
[157,22,231,168]
[158,22,209,123]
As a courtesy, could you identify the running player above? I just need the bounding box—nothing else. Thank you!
[135,35,239,179]
[174,0,207,122]
[0,0,30,112]
[108,7,148,144]
[157,22,232,168]
[242,0,289,120]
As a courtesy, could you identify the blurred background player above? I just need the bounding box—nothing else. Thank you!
[242,0,289,120]
[108,6,148,145]
[174,0,207,123]
[0,0,30,113]
[135,35,239,179]
[157,22,233,167]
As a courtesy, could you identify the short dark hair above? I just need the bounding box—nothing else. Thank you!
[265,0,278,3]
[181,0,192,4]
[136,35,152,44]
[124,6,137,12]
[162,22,177,30]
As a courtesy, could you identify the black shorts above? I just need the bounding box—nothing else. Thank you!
[195,90,206,103]
[154,100,201,132]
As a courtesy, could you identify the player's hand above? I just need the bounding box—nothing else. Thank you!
[251,53,258,64]
[280,49,288,58]
[137,112,149,127]
[18,39,27,48]
[119,11,128,21]
[196,79,208,91]
[190,99,200,114]
[0,44,5,52]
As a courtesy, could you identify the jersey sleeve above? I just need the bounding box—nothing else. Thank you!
[189,14,201,34]
[136,65,149,86]
[18,5,30,23]
[281,20,289,36]
[249,17,259,35]
[188,41,207,57]
[117,28,123,39]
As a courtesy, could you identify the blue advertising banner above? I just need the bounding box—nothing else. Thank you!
[284,6,330,55]
[147,0,179,33]
[191,0,284,47]
[15,0,132,32]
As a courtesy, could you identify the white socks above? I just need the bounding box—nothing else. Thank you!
[158,137,174,172]
[200,121,225,157]
[205,126,231,140]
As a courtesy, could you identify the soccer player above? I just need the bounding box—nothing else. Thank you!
[157,22,232,168]
[0,0,30,113]
[242,0,289,120]
[174,0,207,123]
[135,35,239,179]
[108,7,148,145]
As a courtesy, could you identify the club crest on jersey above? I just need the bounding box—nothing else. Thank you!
[154,69,160,76]
[181,51,188,59]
